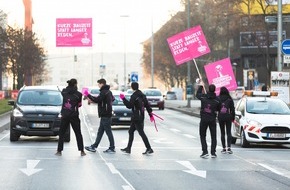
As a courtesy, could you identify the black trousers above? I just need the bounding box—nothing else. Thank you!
[92,117,115,149]
[218,119,232,148]
[126,120,151,150]
[57,116,84,152]
[199,118,217,154]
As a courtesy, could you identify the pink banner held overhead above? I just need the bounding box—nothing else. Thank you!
[204,58,237,95]
[56,18,92,47]
[167,25,210,65]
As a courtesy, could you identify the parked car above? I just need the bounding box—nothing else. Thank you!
[8,85,70,142]
[165,91,177,100]
[143,88,165,110]
[111,91,132,126]
[232,90,290,147]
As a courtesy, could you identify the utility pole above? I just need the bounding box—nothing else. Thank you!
[277,0,282,71]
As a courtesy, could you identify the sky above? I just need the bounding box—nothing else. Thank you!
[0,0,183,54]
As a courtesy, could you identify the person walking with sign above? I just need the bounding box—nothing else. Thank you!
[119,82,154,155]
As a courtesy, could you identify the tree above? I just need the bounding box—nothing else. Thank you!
[142,0,242,89]
[2,26,46,89]
[0,10,8,90]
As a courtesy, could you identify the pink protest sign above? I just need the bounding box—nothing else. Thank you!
[204,58,237,94]
[167,25,210,65]
[56,18,92,47]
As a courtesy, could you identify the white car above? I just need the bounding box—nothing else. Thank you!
[232,91,290,147]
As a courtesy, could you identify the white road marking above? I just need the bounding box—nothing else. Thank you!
[170,128,181,133]
[19,160,43,176]
[176,160,206,178]
[183,134,196,139]
[258,163,284,176]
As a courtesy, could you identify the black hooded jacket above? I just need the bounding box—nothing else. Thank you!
[218,94,235,121]
[88,84,113,118]
[196,86,221,121]
[122,89,152,122]
[61,86,82,117]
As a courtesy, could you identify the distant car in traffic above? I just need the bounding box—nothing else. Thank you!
[8,85,70,142]
[84,86,100,103]
[143,88,165,110]
[232,90,290,147]
[165,91,177,100]
[111,91,132,126]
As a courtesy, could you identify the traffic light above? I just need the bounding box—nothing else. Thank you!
[74,55,77,62]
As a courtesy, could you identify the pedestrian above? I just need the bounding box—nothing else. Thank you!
[84,79,116,153]
[119,82,154,155]
[196,84,221,158]
[218,86,235,154]
[55,78,86,156]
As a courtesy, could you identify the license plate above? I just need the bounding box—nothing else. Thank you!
[150,102,157,105]
[268,133,286,138]
[119,117,131,121]
[33,123,50,128]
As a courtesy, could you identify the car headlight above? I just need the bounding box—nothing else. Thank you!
[13,109,23,117]
[58,113,62,118]
[247,119,262,128]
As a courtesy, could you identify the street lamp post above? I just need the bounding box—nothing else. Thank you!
[120,15,129,91]
[98,32,106,78]
[186,0,192,107]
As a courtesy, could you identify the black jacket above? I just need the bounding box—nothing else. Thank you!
[123,90,152,122]
[61,86,82,117]
[196,86,221,121]
[88,85,113,118]
[218,94,235,121]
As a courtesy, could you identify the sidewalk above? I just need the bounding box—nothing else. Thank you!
[165,100,201,117]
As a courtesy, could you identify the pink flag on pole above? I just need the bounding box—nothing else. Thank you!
[167,25,210,65]
[56,18,92,47]
[204,58,237,94]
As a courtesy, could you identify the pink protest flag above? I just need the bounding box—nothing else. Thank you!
[204,58,237,94]
[167,25,210,65]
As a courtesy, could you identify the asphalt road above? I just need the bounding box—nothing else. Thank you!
[0,101,290,190]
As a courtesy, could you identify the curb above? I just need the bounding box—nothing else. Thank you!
[165,106,200,118]
[0,112,10,133]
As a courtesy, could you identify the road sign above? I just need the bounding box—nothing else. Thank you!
[265,16,290,23]
[282,39,290,54]
[130,72,138,82]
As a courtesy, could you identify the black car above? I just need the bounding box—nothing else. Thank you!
[8,85,70,142]
[111,92,132,126]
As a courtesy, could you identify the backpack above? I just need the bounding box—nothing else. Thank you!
[220,99,231,114]
[133,95,145,120]
[61,92,80,117]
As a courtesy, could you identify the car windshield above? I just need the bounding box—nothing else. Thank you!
[167,91,175,95]
[144,90,162,96]
[113,95,130,106]
[246,99,290,114]
[18,90,62,106]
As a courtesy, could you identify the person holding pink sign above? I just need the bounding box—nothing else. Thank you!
[196,84,221,159]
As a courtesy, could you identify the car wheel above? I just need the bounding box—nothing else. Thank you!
[231,137,237,144]
[10,128,20,141]
[240,129,250,148]
[64,128,71,142]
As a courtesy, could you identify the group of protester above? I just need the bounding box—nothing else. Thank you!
[196,83,235,158]
[54,77,236,159]
[55,78,154,156]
